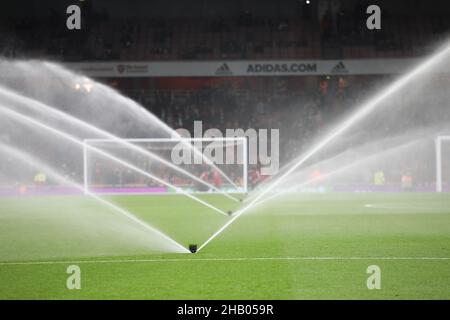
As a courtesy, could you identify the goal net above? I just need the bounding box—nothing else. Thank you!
[436,136,450,192]
[83,138,247,195]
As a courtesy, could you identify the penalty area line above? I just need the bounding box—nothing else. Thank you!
[0,256,449,266]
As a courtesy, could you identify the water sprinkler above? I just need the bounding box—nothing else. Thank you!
[189,244,198,253]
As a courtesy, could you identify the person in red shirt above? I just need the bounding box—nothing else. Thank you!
[310,168,322,182]
[200,170,209,182]
[249,166,261,188]
[212,169,222,189]
[198,169,210,192]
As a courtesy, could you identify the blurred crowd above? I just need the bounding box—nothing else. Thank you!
[1,2,448,61]
[127,76,367,165]
[121,73,444,190]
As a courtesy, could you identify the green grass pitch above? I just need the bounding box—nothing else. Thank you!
[0,192,449,299]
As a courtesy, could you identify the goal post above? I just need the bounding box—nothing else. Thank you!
[436,136,450,192]
[83,137,247,195]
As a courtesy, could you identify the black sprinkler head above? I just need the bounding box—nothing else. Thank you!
[189,244,198,253]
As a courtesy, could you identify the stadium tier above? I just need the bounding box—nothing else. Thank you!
[1,0,449,61]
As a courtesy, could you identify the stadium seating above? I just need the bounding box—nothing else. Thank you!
[2,12,448,60]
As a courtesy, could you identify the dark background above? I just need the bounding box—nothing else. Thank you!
[1,0,449,61]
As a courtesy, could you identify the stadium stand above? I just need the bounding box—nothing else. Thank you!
[1,1,449,61]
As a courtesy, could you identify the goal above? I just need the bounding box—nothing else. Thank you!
[83,137,247,195]
[435,136,450,192]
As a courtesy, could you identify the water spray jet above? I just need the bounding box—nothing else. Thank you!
[0,104,229,216]
[0,85,240,203]
[0,142,190,254]
[197,40,450,253]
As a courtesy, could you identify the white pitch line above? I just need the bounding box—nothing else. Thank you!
[1,256,449,266]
